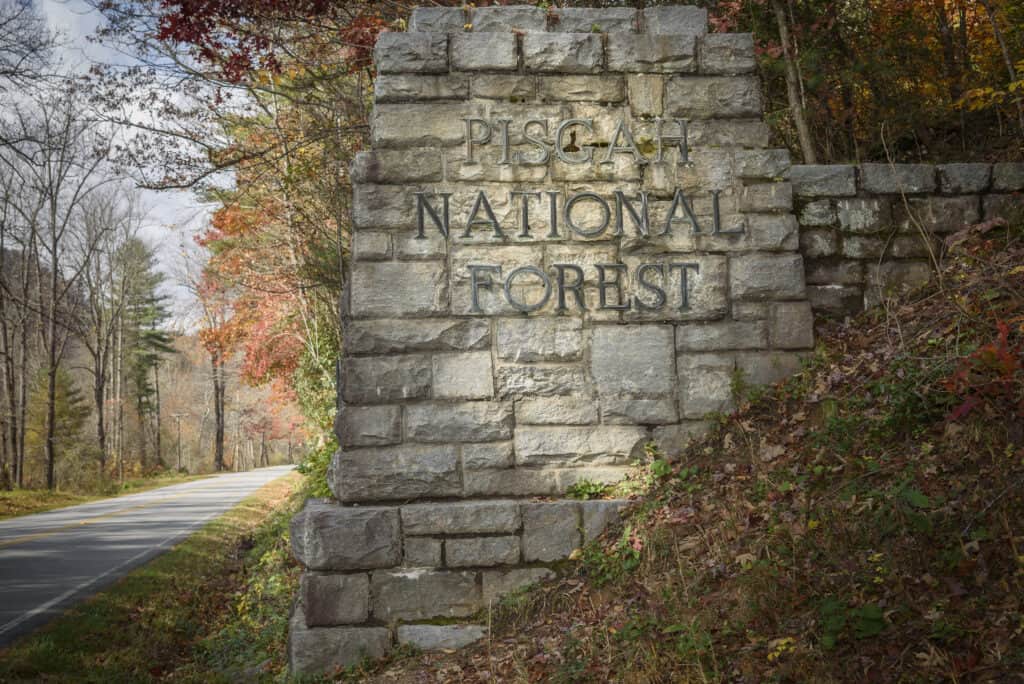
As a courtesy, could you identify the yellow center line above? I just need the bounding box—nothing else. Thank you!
[0,483,222,550]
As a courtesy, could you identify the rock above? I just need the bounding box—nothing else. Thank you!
[676,320,767,351]
[799,229,839,258]
[352,232,390,261]
[337,405,401,448]
[350,148,443,183]
[403,537,442,567]
[461,441,515,470]
[470,5,547,32]
[472,74,536,100]
[300,572,370,626]
[736,351,807,386]
[983,194,1021,221]
[937,163,991,194]
[590,324,675,396]
[643,5,707,36]
[450,32,518,71]
[496,364,588,398]
[729,253,806,300]
[664,75,762,117]
[372,102,482,148]
[289,609,390,675]
[841,235,886,259]
[432,351,494,400]
[397,625,486,651]
[446,536,520,567]
[331,444,461,502]
[516,396,598,425]
[836,198,893,234]
[482,568,555,602]
[698,33,755,75]
[740,183,793,212]
[607,34,697,73]
[859,163,936,194]
[537,75,625,102]
[798,199,836,226]
[374,33,448,74]
[769,301,815,349]
[992,163,1024,191]
[790,165,856,197]
[401,500,522,535]
[804,259,863,286]
[651,421,711,459]
[496,318,583,362]
[405,401,513,443]
[895,196,980,234]
[581,500,628,541]
[522,502,581,562]
[375,73,470,102]
[806,284,864,317]
[341,355,431,404]
[370,569,481,620]
[409,7,466,32]
[678,353,734,419]
[626,74,664,116]
[290,502,401,571]
[524,34,603,73]
[514,425,648,466]
[349,261,448,318]
[733,148,791,180]
[347,319,490,356]
[552,8,636,33]
[462,468,562,497]
[599,397,678,424]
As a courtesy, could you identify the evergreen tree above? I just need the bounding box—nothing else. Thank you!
[24,368,89,488]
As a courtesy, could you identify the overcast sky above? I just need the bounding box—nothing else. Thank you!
[40,0,213,322]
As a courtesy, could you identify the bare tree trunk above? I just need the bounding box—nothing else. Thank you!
[153,360,162,467]
[212,353,225,471]
[771,0,817,163]
[979,0,1024,140]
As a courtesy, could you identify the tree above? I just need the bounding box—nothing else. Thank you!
[23,367,89,488]
[0,0,55,91]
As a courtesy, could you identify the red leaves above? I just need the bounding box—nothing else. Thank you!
[945,321,1024,421]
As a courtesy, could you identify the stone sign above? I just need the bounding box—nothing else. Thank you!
[289,4,815,674]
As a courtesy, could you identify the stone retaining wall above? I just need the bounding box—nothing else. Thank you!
[792,162,1024,316]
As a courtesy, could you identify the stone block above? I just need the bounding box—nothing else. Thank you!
[799,229,839,258]
[338,405,401,448]
[836,197,892,234]
[644,5,707,35]
[432,352,494,400]
[591,325,675,396]
[406,401,513,443]
[581,500,627,542]
[664,75,762,117]
[732,302,768,321]
[495,317,583,362]
[789,165,856,197]
[769,301,814,349]
[804,259,863,286]
[698,33,755,75]
[402,500,521,535]
[688,119,770,148]
[351,182,413,228]
[607,34,696,73]
[291,502,401,571]
[736,351,806,386]
[516,396,598,425]
[621,254,729,322]
[993,163,1024,191]
[896,196,980,234]
[982,194,1022,221]
[733,149,790,180]
[890,234,938,258]
[372,102,483,148]
[865,261,933,307]
[341,355,431,404]
[462,441,515,470]
[351,148,443,183]
[496,365,588,398]
[799,199,836,226]
[676,320,767,351]
[841,235,886,259]
[514,425,648,466]
[600,397,678,424]
[353,231,390,261]
[524,33,602,73]
[678,353,734,418]
[652,421,710,459]
[446,536,520,567]
[375,73,470,102]
[522,502,581,562]
[451,32,518,71]
[554,7,636,32]
[471,5,547,32]
[350,261,448,318]
[807,285,864,317]
[409,6,466,32]
[332,444,461,502]
[397,625,486,651]
[627,74,663,116]
[289,610,391,676]
[937,163,990,194]
[394,231,447,259]
[557,467,633,492]
[471,74,536,100]
[537,75,625,101]
[347,319,490,355]
[301,572,370,626]
[375,32,448,74]
[740,183,793,213]
[462,468,562,497]
[404,537,442,567]
[482,568,556,602]
[729,254,806,301]
[860,163,936,194]
[371,569,480,620]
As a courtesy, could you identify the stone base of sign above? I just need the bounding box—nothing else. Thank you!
[288,498,625,674]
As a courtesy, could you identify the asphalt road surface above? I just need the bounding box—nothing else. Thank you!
[0,465,294,648]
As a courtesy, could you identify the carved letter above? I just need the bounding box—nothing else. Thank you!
[565,192,611,238]
[602,120,647,165]
[554,264,587,312]
[503,266,552,313]
[554,118,595,164]
[510,191,542,238]
[655,118,690,164]
[662,188,703,235]
[463,190,505,239]
[596,264,631,311]
[463,118,491,163]
[635,263,667,310]
[468,264,501,313]
[520,119,551,165]
[614,191,651,237]
[668,262,700,311]
[415,192,452,239]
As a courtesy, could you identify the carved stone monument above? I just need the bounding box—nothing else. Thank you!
[289,5,815,674]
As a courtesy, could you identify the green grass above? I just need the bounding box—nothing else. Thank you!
[0,472,303,683]
[0,472,212,520]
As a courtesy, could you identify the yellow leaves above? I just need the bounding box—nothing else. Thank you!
[766,636,796,662]
[807,519,821,531]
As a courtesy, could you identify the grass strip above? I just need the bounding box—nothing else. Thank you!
[0,471,302,683]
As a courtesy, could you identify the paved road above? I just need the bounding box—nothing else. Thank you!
[0,465,294,648]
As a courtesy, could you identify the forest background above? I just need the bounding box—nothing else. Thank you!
[1,0,1021,495]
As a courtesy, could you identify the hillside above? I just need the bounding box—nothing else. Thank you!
[358,219,1024,683]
